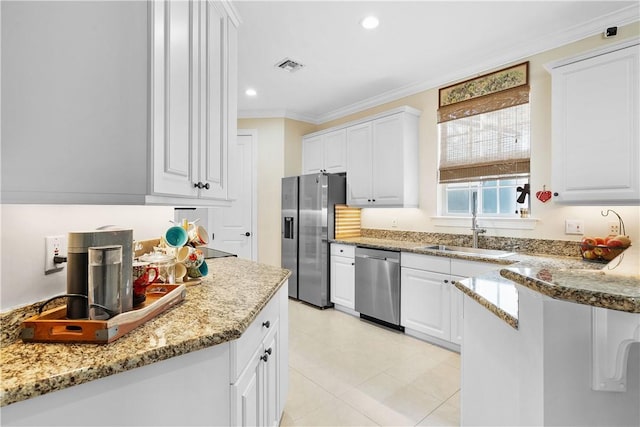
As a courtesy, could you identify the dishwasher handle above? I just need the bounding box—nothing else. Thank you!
[355,254,400,263]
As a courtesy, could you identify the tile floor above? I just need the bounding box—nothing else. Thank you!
[281,300,461,427]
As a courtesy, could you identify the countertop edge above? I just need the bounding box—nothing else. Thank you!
[453,281,519,329]
[499,269,640,314]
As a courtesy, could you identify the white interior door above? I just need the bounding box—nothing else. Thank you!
[209,130,256,260]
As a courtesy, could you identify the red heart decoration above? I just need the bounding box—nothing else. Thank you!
[536,190,552,203]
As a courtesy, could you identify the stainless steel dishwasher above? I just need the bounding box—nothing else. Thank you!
[354,247,402,329]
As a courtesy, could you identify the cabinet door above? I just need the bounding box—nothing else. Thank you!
[231,344,263,427]
[331,255,355,309]
[302,135,325,174]
[323,129,347,173]
[263,319,280,427]
[400,267,451,340]
[199,1,228,200]
[346,122,373,205]
[372,114,405,206]
[152,0,199,198]
[551,44,640,204]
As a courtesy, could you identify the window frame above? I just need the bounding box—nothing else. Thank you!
[441,177,530,218]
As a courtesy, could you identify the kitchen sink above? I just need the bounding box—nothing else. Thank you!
[418,244,515,258]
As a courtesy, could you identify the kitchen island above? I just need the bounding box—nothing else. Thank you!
[456,244,639,427]
[0,257,290,426]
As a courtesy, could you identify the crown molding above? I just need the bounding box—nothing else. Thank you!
[239,6,640,125]
[237,109,319,124]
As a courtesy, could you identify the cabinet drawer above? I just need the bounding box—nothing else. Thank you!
[451,258,500,278]
[401,253,450,274]
[331,243,355,258]
[229,293,280,383]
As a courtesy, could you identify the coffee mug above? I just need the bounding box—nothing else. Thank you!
[175,262,187,283]
[164,226,188,248]
[183,247,204,269]
[132,261,158,294]
[187,261,208,278]
[175,246,190,263]
[188,224,209,247]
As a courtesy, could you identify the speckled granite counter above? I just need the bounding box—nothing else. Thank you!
[332,236,639,328]
[0,257,290,407]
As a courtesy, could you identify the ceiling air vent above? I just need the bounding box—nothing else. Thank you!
[275,58,305,73]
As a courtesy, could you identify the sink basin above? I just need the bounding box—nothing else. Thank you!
[418,244,515,259]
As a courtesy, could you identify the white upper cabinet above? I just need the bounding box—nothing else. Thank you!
[0,0,238,205]
[345,123,373,205]
[347,109,420,207]
[547,40,639,205]
[151,0,238,204]
[302,106,420,207]
[302,129,347,174]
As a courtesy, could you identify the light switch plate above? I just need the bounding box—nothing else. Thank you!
[565,220,584,235]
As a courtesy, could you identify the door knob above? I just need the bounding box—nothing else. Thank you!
[244,232,251,237]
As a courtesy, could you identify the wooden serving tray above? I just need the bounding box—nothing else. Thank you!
[21,284,186,344]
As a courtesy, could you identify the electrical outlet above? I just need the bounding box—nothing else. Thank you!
[608,222,620,235]
[565,220,584,235]
[44,235,66,274]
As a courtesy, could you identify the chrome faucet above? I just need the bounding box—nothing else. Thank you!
[471,191,486,248]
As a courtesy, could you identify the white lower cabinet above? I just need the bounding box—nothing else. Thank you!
[400,253,501,349]
[330,244,356,310]
[232,318,280,427]
[230,285,287,427]
[401,267,451,341]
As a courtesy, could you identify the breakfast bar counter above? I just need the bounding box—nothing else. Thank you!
[0,257,291,425]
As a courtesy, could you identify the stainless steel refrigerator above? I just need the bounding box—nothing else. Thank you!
[281,173,346,308]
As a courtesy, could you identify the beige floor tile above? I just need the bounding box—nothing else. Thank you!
[340,372,444,426]
[292,395,379,426]
[410,360,460,402]
[283,368,335,421]
[417,391,461,426]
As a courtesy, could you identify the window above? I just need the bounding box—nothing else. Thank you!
[444,178,529,216]
[437,63,531,217]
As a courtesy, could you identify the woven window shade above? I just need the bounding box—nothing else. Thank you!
[439,101,530,183]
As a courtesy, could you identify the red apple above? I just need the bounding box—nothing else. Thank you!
[607,235,631,248]
[582,250,597,260]
[581,237,597,250]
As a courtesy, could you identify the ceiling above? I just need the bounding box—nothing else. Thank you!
[234,1,639,124]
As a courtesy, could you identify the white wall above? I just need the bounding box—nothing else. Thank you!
[0,205,174,311]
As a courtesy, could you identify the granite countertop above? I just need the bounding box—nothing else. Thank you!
[333,236,639,329]
[0,257,290,407]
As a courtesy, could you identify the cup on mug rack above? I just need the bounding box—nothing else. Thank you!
[175,262,187,283]
[175,246,190,264]
[182,247,204,269]
[187,224,209,247]
[187,261,208,279]
[164,226,188,248]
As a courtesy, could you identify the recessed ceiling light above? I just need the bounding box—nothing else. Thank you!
[245,88,257,97]
[361,16,379,30]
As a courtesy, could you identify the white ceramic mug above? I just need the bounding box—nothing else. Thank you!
[175,262,187,283]
[188,224,209,247]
